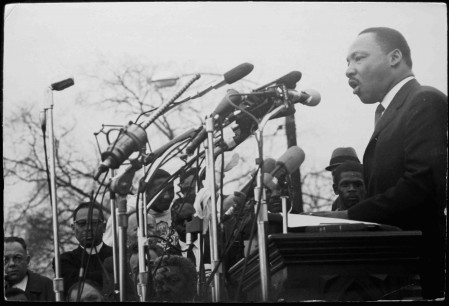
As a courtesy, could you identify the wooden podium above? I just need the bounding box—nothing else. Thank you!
[228,228,423,302]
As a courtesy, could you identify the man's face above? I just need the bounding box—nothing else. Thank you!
[126,212,156,247]
[129,253,139,286]
[4,242,30,286]
[68,282,104,302]
[153,266,190,302]
[333,171,366,209]
[72,208,105,247]
[346,32,394,104]
[180,174,196,201]
[171,202,196,242]
[148,177,174,212]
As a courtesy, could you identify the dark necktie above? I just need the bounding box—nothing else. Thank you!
[374,103,385,127]
[187,246,196,266]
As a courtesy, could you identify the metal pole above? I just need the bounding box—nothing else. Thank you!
[254,132,271,301]
[117,198,128,301]
[281,196,289,234]
[205,116,222,301]
[47,89,64,302]
[137,164,148,301]
[108,170,120,299]
[254,99,289,301]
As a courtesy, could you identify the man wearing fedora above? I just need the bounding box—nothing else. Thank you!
[331,161,366,211]
[325,147,361,172]
[325,147,362,211]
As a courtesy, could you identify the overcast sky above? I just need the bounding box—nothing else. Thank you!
[3,2,447,208]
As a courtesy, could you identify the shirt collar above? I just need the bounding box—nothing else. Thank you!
[80,241,104,254]
[12,273,28,291]
[178,237,200,250]
[380,76,415,111]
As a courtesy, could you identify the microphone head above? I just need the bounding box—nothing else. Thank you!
[263,158,276,174]
[276,71,302,89]
[212,88,243,117]
[223,63,254,84]
[51,78,75,91]
[275,146,306,175]
[263,173,279,191]
[302,89,321,106]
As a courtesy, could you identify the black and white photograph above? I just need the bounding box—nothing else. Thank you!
[3,2,447,302]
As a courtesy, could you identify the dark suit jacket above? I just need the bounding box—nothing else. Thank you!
[23,270,55,301]
[53,244,113,297]
[347,79,447,298]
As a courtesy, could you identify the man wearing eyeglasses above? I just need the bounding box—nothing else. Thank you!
[4,236,55,301]
[52,202,112,298]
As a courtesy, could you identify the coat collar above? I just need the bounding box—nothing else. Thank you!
[25,270,43,293]
[369,79,420,143]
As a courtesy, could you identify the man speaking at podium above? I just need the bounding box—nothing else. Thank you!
[309,27,447,299]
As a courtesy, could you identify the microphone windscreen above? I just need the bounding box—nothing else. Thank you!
[276,71,302,89]
[263,173,279,191]
[276,146,305,174]
[224,63,254,84]
[263,158,276,174]
[51,78,75,91]
[302,89,321,106]
[212,88,242,117]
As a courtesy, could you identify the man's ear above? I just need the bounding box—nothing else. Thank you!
[101,221,107,233]
[332,184,338,195]
[389,49,402,67]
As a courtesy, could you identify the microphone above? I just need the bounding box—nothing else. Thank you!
[286,88,321,107]
[51,78,75,91]
[258,87,321,107]
[254,71,302,91]
[264,146,305,190]
[94,122,148,181]
[275,71,302,89]
[186,63,254,100]
[110,160,141,196]
[143,127,200,165]
[185,89,243,155]
[221,158,276,222]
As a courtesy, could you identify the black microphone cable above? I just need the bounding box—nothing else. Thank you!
[40,110,53,207]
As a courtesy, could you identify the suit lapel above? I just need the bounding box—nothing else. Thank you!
[368,79,420,144]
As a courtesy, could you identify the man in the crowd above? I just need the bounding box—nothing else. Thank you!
[146,168,176,248]
[311,27,447,299]
[4,236,55,301]
[103,168,174,249]
[152,255,198,302]
[331,160,366,211]
[169,198,210,272]
[53,202,112,297]
[126,240,164,301]
[4,287,31,301]
[66,279,105,302]
[324,147,362,211]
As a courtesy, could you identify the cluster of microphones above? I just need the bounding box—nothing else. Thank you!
[93,62,321,183]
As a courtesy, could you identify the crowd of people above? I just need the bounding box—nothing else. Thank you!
[4,27,446,302]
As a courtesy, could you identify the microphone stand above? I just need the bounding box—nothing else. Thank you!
[117,197,128,301]
[281,196,289,234]
[254,84,291,302]
[108,169,120,300]
[137,160,149,301]
[45,87,64,302]
[204,115,222,302]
